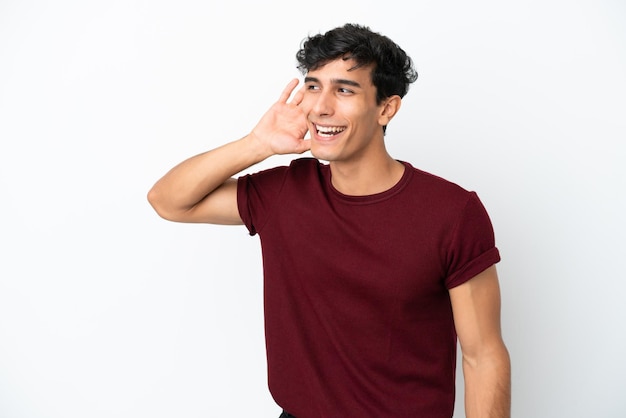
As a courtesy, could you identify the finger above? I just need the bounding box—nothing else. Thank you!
[278,78,300,103]
[290,85,305,106]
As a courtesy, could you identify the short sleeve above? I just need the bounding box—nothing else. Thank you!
[444,192,501,289]
[237,165,289,236]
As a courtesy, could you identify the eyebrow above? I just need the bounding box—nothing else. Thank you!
[304,76,362,88]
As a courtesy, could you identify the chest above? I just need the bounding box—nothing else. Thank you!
[260,191,454,308]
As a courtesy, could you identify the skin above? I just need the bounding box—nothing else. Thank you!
[147,57,510,417]
[451,265,511,418]
[300,59,404,195]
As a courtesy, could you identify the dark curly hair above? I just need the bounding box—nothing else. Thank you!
[296,23,418,105]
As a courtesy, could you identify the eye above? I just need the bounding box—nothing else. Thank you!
[338,87,354,94]
[306,84,320,91]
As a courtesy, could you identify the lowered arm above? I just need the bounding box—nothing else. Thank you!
[450,265,511,418]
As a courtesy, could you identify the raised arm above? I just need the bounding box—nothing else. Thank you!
[450,265,511,418]
[147,79,310,224]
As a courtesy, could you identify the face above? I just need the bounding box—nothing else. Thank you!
[300,58,394,164]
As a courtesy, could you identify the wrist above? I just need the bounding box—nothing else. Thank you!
[241,132,274,162]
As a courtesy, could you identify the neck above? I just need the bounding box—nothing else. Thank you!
[329,154,405,196]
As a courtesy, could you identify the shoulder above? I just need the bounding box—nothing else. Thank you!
[402,161,475,203]
[288,157,325,171]
[238,157,325,191]
[245,157,322,177]
[284,157,327,182]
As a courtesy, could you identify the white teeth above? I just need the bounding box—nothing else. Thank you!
[315,125,345,135]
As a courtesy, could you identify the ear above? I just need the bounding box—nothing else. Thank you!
[378,95,402,127]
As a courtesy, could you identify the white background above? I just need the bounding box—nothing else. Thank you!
[1,0,625,417]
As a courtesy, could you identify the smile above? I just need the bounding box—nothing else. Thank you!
[315,124,346,138]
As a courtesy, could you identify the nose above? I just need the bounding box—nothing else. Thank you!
[310,90,334,117]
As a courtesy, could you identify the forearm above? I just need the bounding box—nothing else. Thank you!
[147,134,270,220]
[148,78,309,223]
[463,344,511,418]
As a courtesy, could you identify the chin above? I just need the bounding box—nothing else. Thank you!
[309,148,335,163]
[310,141,340,161]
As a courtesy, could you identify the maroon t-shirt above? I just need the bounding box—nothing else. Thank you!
[237,158,500,418]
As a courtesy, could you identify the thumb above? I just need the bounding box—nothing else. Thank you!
[293,138,311,154]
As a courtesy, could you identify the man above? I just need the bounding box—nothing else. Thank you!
[148,23,510,418]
